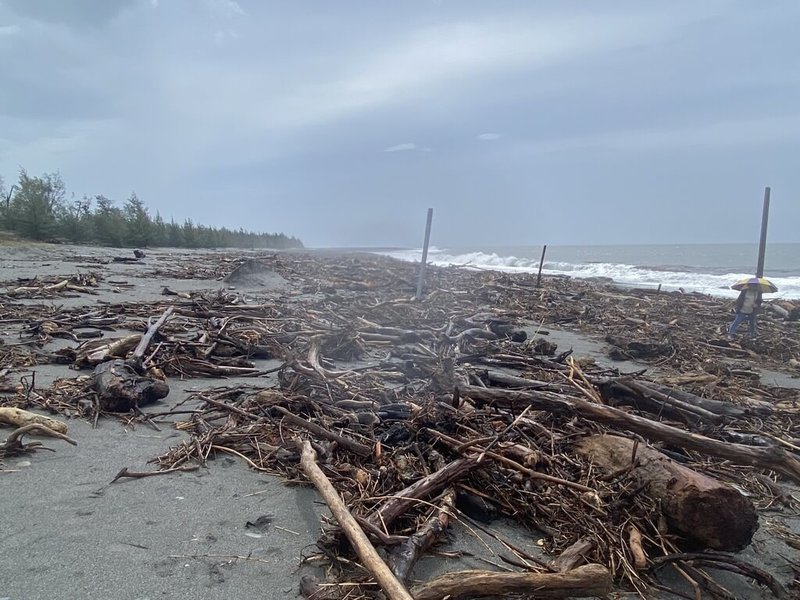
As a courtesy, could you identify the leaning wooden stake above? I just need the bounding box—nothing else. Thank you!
[410,563,612,600]
[299,440,414,600]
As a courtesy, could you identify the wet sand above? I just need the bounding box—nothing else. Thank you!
[1,243,798,599]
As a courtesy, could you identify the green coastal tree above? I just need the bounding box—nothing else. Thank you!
[60,196,94,242]
[123,192,153,247]
[6,170,66,240]
[93,195,126,247]
[0,168,304,249]
[165,218,183,247]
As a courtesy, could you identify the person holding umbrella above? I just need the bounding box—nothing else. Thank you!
[727,277,778,339]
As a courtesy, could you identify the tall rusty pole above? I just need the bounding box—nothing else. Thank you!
[755,186,770,278]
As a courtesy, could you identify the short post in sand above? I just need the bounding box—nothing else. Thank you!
[415,208,434,300]
[755,186,770,278]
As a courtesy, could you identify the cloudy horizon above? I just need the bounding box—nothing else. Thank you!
[1,0,799,247]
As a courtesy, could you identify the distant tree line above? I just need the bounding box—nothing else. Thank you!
[0,170,303,249]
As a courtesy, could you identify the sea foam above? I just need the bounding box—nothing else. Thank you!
[380,248,800,300]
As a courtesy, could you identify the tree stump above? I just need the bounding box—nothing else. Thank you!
[93,359,169,411]
[576,434,758,551]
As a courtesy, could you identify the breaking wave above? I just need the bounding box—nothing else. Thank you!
[381,248,800,300]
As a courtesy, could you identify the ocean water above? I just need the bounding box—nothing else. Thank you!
[381,243,800,300]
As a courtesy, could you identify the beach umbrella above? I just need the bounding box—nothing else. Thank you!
[731,277,778,293]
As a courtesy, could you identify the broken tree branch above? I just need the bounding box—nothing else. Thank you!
[299,439,414,600]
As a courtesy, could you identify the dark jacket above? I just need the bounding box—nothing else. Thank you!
[734,288,762,314]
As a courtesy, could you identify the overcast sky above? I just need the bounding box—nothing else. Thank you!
[1,1,799,247]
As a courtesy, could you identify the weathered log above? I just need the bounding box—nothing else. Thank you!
[0,423,77,456]
[272,406,372,457]
[425,429,594,493]
[129,306,174,369]
[390,488,456,584]
[483,369,565,391]
[75,334,141,368]
[549,538,593,572]
[608,381,724,424]
[93,359,169,411]
[576,435,758,551]
[410,564,612,600]
[0,407,68,434]
[644,381,773,418]
[458,384,800,483]
[368,458,480,532]
[299,440,414,600]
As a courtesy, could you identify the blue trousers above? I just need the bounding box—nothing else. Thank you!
[728,312,757,337]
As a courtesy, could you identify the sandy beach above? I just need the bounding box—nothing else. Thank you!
[1,242,799,600]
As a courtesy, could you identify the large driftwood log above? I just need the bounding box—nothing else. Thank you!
[576,435,758,551]
[457,385,800,483]
[299,440,414,600]
[410,564,612,600]
[0,407,68,434]
[93,360,169,411]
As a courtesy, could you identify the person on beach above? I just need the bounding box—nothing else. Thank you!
[728,284,762,339]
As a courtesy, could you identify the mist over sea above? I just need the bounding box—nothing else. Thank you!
[380,243,800,300]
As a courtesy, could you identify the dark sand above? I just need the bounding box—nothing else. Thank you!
[1,243,798,599]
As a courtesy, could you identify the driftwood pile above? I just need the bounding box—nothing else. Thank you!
[2,252,800,598]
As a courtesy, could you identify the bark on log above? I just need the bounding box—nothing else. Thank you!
[299,440,414,600]
[577,435,758,551]
[410,564,612,600]
[0,407,68,434]
[93,359,169,411]
[457,384,800,483]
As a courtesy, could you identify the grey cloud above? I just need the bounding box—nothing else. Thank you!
[0,1,799,247]
[3,0,138,28]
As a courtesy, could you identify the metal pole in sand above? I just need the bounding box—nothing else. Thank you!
[755,186,771,278]
[416,208,433,300]
[536,245,547,288]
